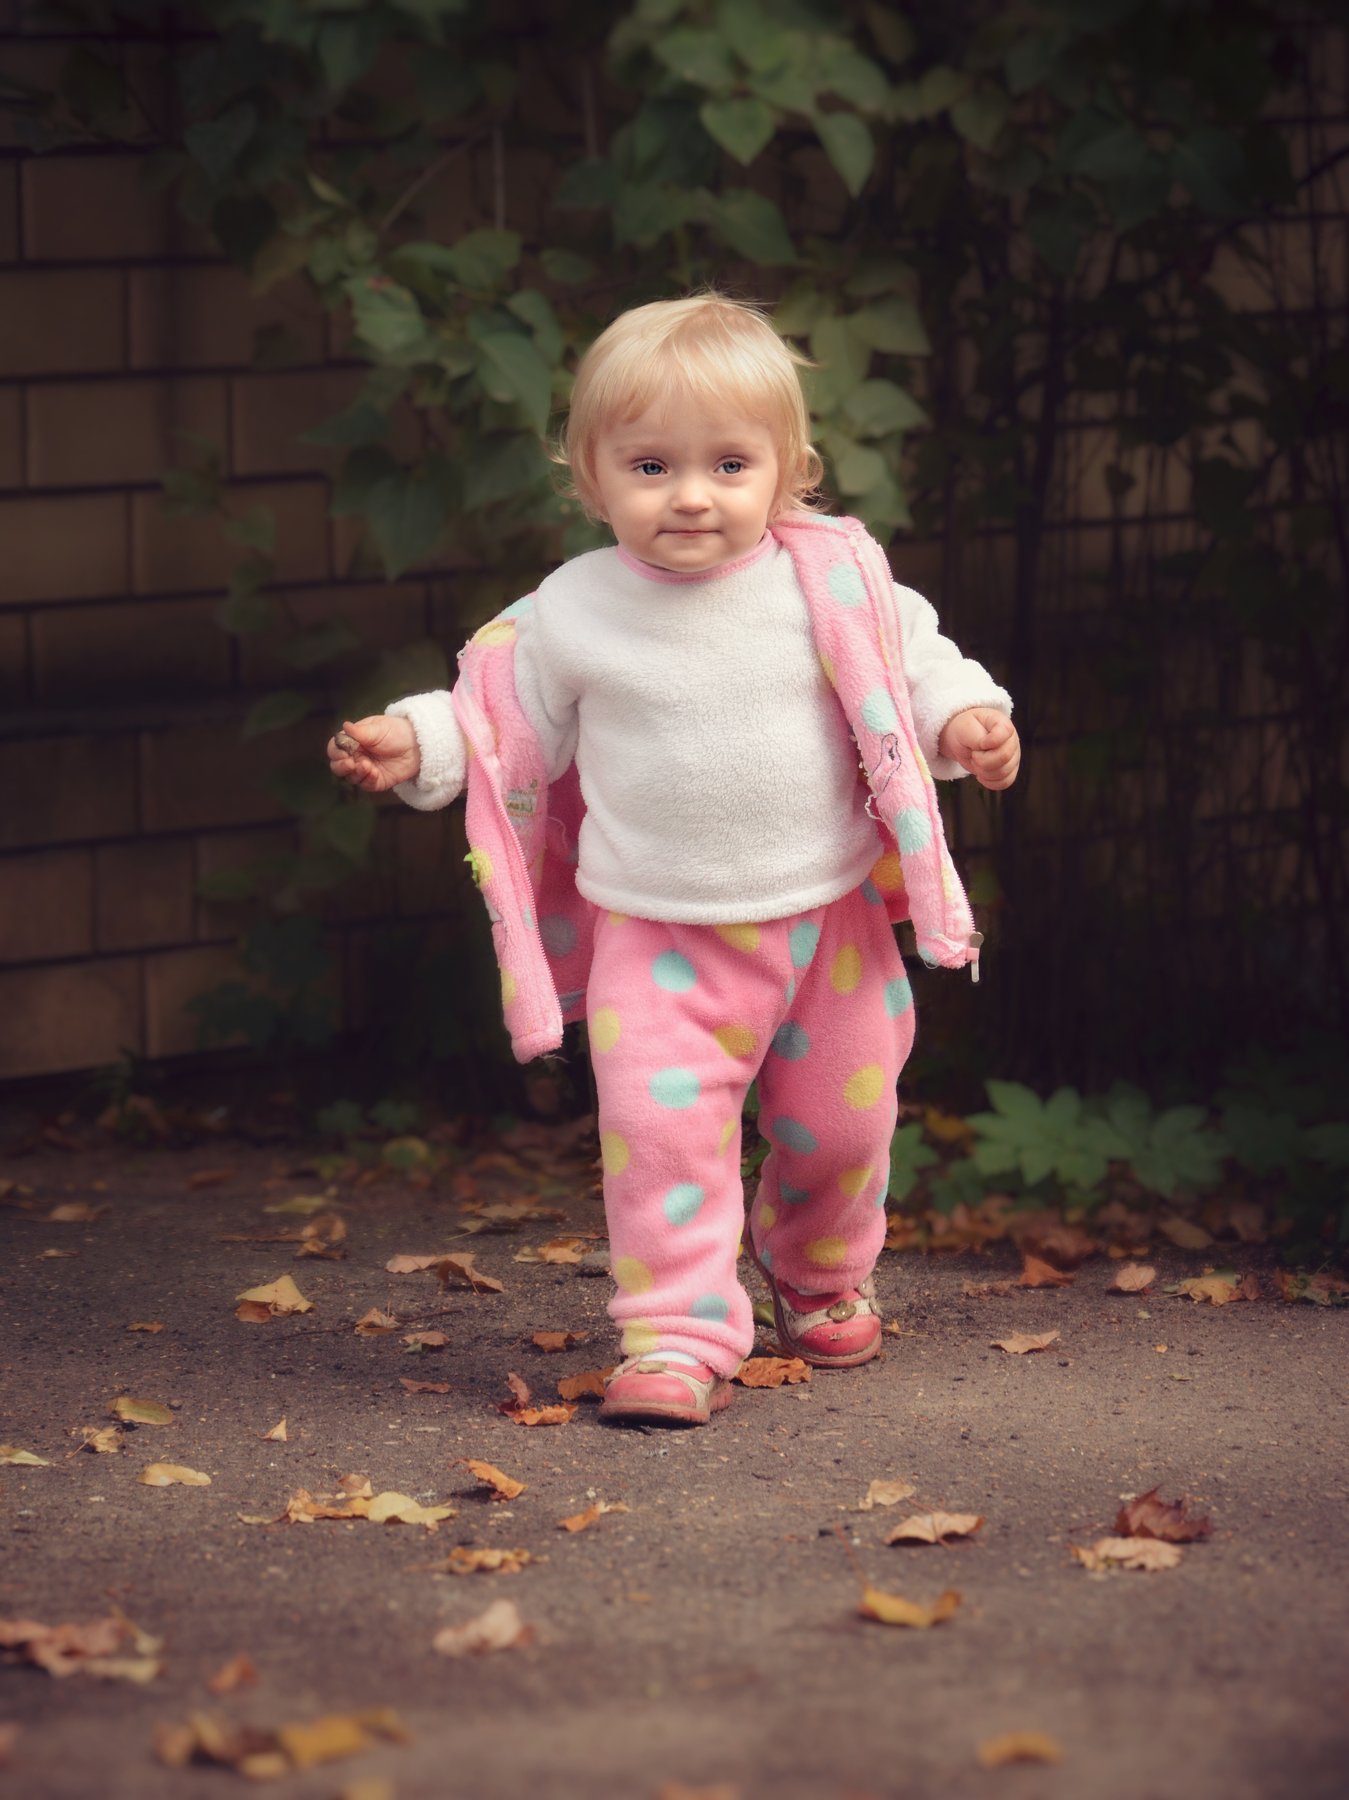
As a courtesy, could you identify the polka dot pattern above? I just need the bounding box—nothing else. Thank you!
[713,1024,757,1059]
[771,1020,811,1061]
[830,944,863,993]
[715,922,760,953]
[649,1067,700,1109]
[789,923,820,969]
[690,1294,730,1322]
[844,1064,886,1110]
[601,1132,629,1175]
[651,950,696,992]
[805,1235,849,1268]
[590,1007,621,1052]
[663,1183,705,1226]
[613,1255,653,1294]
[884,977,913,1017]
[772,1116,818,1154]
[540,914,577,956]
[838,1166,872,1200]
[718,1118,738,1155]
[895,807,932,853]
[780,1182,811,1204]
[861,688,899,734]
[622,1318,660,1355]
[870,850,905,894]
[827,562,866,606]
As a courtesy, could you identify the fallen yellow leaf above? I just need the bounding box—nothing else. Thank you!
[557,1367,614,1402]
[399,1378,450,1394]
[1017,1254,1074,1288]
[734,1356,811,1388]
[126,1321,165,1334]
[558,1500,630,1533]
[884,1511,984,1545]
[0,1445,48,1466]
[432,1599,534,1657]
[977,1731,1063,1767]
[75,1426,122,1454]
[109,1396,174,1425]
[262,1419,288,1442]
[459,1460,526,1501]
[1107,1262,1156,1294]
[532,1330,590,1351]
[47,1203,108,1223]
[354,1308,400,1335]
[1071,1536,1183,1572]
[1173,1275,1239,1305]
[364,1492,456,1527]
[443,1546,535,1575]
[264,1194,335,1215]
[234,1275,313,1318]
[858,1479,917,1511]
[1156,1214,1212,1249]
[990,1331,1059,1355]
[205,1653,257,1695]
[139,1463,211,1488]
[858,1585,961,1628]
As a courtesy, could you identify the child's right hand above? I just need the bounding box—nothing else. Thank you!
[326,716,421,792]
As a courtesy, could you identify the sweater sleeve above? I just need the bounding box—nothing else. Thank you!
[384,690,467,811]
[512,602,579,782]
[892,583,1013,781]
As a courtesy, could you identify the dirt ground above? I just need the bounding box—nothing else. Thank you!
[1,1116,1347,1800]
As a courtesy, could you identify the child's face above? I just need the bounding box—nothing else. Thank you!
[590,401,781,573]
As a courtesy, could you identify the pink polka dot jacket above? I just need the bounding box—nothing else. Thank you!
[448,513,988,1063]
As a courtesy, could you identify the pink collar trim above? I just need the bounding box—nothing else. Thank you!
[615,530,776,585]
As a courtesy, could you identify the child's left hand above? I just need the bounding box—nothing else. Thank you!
[937,709,1021,790]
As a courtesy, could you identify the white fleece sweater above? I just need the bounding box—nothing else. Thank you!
[389,533,1011,925]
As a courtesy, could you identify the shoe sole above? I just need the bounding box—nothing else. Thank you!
[597,1388,732,1428]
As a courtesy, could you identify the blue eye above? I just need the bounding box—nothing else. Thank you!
[719,459,745,474]
[636,460,664,476]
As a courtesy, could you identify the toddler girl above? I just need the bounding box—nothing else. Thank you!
[328,294,1019,1426]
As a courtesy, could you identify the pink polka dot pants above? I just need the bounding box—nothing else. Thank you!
[586,882,915,1376]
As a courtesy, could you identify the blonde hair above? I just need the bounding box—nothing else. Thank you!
[558,292,824,518]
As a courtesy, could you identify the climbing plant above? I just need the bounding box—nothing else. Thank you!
[4,0,1343,1074]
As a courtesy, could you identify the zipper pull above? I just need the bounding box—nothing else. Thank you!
[968,931,984,984]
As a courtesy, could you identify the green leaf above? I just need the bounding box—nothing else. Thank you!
[843,378,927,437]
[242,690,312,740]
[462,433,547,509]
[440,227,523,288]
[888,65,968,123]
[301,398,389,448]
[475,332,554,435]
[539,247,595,285]
[215,589,277,636]
[196,865,260,902]
[655,28,738,92]
[832,436,887,497]
[1025,192,1096,277]
[700,96,776,165]
[224,506,276,554]
[864,2,915,68]
[613,181,698,247]
[887,1121,937,1201]
[1172,126,1248,217]
[851,297,930,355]
[554,159,619,210]
[816,43,889,111]
[709,188,796,265]
[365,464,451,579]
[331,446,399,517]
[815,110,874,197]
[184,103,257,185]
[716,0,792,73]
[267,759,336,818]
[505,289,564,365]
[808,315,871,406]
[283,620,361,671]
[951,90,1010,153]
[345,274,431,361]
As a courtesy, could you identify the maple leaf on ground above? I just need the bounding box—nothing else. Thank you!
[990,1331,1060,1355]
[558,1367,615,1402]
[457,1459,526,1501]
[206,1653,257,1695]
[442,1547,535,1575]
[497,1372,576,1426]
[0,1445,48,1466]
[109,1396,173,1425]
[884,1511,984,1545]
[558,1500,630,1533]
[858,1479,917,1511]
[403,1331,447,1350]
[513,1237,588,1265]
[858,1585,961,1628]
[977,1732,1063,1767]
[1107,1262,1156,1294]
[1007,1212,1098,1267]
[0,1614,152,1679]
[354,1309,400,1336]
[432,1598,534,1658]
[262,1419,287,1442]
[234,1275,312,1319]
[1018,1254,1074,1289]
[1114,1487,1211,1542]
[400,1378,450,1394]
[74,1426,122,1454]
[961,1278,1016,1298]
[434,1253,503,1293]
[138,1463,211,1487]
[126,1321,165,1333]
[735,1356,811,1387]
[1275,1271,1349,1305]
[155,1708,407,1778]
[1156,1214,1212,1249]
[532,1329,590,1351]
[1072,1536,1183,1572]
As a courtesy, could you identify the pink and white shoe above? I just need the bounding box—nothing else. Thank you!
[597,1355,733,1427]
[747,1239,882,1368]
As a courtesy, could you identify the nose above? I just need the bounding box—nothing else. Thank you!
[671,476,711,513]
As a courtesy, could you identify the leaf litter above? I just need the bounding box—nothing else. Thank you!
[884,1511,984,1546]
[990,1331,1060,1355]
[155,1706,408,1778]
[558,1499,630,1533]
[497,1372,576,1426]
[432,1599,534,1658]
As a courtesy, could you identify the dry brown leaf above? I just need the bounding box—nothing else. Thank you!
[1275,1270,1349,1305]
[37,1248,80,1259]
[557,1367,615,1402]
[497,1371,576,1426]
[990,1331,1059,1355]
[532,1329,590,1351]
[443,1546,535,1576]
[858,1585,961,1628]
[385,1252,446,1274]
[138,1463,211,1488]
[75,1426,122,1454]
[735,1356,811,1388]
[1114,1487,1211,1542]
[262,1419,288,1442]
[365,1492,456,1527]
[0,1614,134,1677]
[1174,1274,1239,1305]
[858,1478,917,1511]
[1156,1214,1212,1249]
[433,1253,503,1293]
[884,1511,984,1545]
[234,1275,313,1318]
[264,1194,337,1215]
[234,1302,274,1323]
[1018,1254,1074,1289]
[403,1330,447,1350]
[513,1236,587,1265]
[1008,1213,1098,1267]
[977,1731,1063,1767]
[399,1378,450,1394]
[47,1202,108,1224]
[1107,1262,1156,1294]
[459,1459,526,1501]
[558,1499,630,1533]
[155,1708,405,1777]
[109,1396,173,1425]
[0,1445,48,1466]
[186,1168,235,1191]
[960,1278,1016,1298]
[1072,1536,1183,1572]
[431,1598,534,1658]
[205,1653,257,1695]
[354,1308,400,1336]
[126,1321,165,1334]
